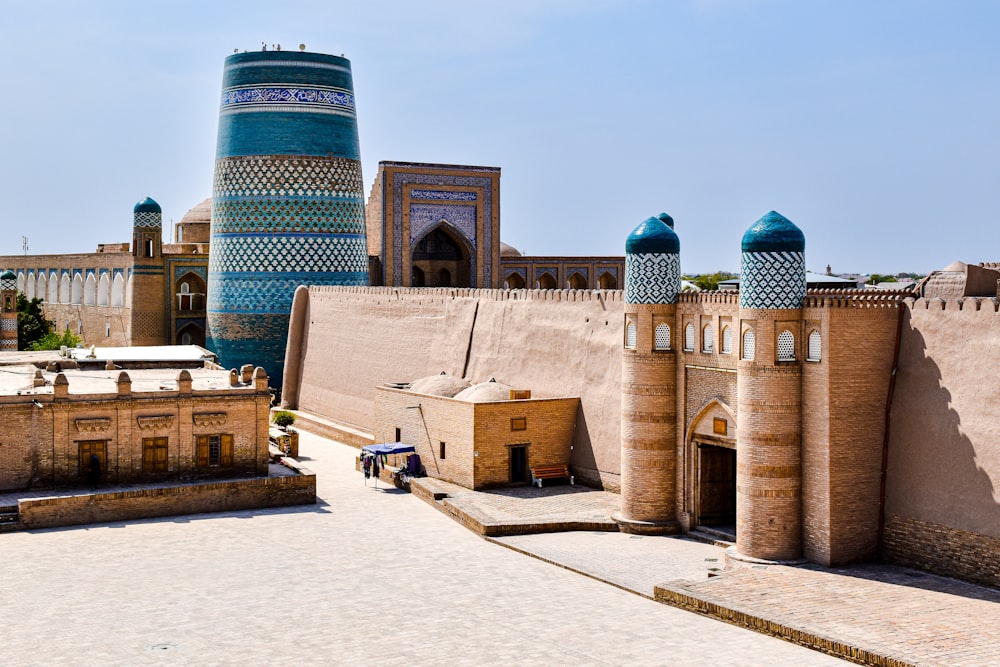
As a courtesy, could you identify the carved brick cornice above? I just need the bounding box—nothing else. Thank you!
[136,415,174,430]
[193,412,227,427]
[75,417,112,433]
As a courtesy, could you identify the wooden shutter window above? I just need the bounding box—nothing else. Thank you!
[221,435,234,467]
[196,436,210,467]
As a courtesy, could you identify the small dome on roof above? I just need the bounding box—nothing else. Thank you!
[741,211,804,253]
[180,198,212,225]
[500,242,522,257]
[626,216,680,255]
[942,260,967,272]
[134,197,161,214]
[453,378,514,403]
[657,212,675,229]
[409,373,472,398]
[0,269,15,280]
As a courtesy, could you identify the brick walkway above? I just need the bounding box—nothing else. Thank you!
[421,462,1000,666]
[0,430,845,666]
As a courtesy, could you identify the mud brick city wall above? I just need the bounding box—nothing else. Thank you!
[17,472,316,530]
[884,298,1000,583]
[287,287,623,488]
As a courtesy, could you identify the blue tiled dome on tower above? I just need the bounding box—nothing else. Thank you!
[207,49,370,387]
[625,215,680,304]
[657,212,675,230]
[133,197,162,227]
[739,210,806,309]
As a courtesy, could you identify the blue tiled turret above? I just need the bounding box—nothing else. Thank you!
[133,197,162,228]
[207,50,370,386]
[625,215,680,304]
[739,211,805,309]
[657,212,675,229]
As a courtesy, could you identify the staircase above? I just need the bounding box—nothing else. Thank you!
[688,525,735,547]
[0,505,20,532]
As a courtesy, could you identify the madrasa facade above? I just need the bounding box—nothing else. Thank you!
[1,48,998,587]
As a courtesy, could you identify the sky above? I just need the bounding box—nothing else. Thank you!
[0,0,997,275]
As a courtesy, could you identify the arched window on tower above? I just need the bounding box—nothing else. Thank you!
[808,330,822,362]
[654,323,671,350]
[684,323,695,351]
[84,273,96,306]
[625,321,637,349]
[721,326,733,354]
[742,329,756,360]
[778,330,795,361]
[702,324,714,353]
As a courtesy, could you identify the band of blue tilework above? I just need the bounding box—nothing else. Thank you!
[625,253,680,304]
[133,211,162,227]
[410,190,477,201]
[739,251,806,309]
[208,234,368,274]
[207,270,367,314]
[212,196,365,235]
[221,86,356,117]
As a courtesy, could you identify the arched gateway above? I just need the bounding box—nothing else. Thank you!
[686,400,737,539]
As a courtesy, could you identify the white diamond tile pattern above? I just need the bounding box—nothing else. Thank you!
[625,253,679,304]
[740,251,805,309]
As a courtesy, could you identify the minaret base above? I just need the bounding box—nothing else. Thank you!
[613,513,681,536]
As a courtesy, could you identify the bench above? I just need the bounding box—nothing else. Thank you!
[530,464,573,488]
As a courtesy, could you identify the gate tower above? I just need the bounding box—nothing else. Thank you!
[735,210,806,560]
[616,214,681,534]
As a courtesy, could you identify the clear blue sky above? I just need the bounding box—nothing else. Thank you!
[1,0,997,274]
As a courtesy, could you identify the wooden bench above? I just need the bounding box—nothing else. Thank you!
[530,464,573,488]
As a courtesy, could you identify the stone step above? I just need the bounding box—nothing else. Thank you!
[688,527,735,548]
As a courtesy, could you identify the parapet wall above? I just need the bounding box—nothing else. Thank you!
[884,297,1000,586]
[285,286,624,488]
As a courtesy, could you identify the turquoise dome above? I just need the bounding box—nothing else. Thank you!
[0,270,15,280]
[134,197,161,214]
[741,211,805,253]
[657,212,675,229]
[626,216,680,255]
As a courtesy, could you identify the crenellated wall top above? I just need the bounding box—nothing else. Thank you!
[907,296,1000,312]
[308,285,624,304]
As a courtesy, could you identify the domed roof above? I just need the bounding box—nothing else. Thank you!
[626,216,680,255]
[657,212,675,229]
[409,373,472,398]
[134,197,161,214]
[180,198,212,225]
[499,242,522,257]
[453,378,513,403]
[741,211,805,253]
[0,269,15,280]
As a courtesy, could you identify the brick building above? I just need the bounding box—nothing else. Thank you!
[0,348,271,491]
[374,374,578,489]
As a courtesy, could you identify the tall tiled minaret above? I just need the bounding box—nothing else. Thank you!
[207,49,370,385]
[0,269,17,351]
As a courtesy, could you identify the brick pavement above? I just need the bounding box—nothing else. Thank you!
[0,430,845,666]
[422,459,1000,667]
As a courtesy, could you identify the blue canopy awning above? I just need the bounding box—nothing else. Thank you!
[362,442,416,456]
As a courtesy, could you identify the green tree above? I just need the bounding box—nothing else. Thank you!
[686,271,737,291]
[868,274,898,285]
[16,293,52,350]
[27,328,82,351]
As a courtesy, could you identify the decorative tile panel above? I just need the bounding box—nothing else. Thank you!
[410,190,477,201]
[409,204,476,243]
[625,253,679,304]
[221,86,356,118]
[133,211,162,227]
[739,251,805,309]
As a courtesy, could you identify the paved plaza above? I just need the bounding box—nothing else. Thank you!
[1,430,849,666]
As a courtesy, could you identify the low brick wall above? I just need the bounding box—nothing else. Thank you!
[882,513,1000,589]
[17,471,316,530]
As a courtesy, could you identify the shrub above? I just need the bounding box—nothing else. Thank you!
[272,410,296,428]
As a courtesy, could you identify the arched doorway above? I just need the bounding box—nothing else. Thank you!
[411,223,472,288]
[598,271,617,289]
[175,322,205,347]
[504,272,526,289]
[567,272,587,290]
[687,400,738,539]
[536,272,556,289]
